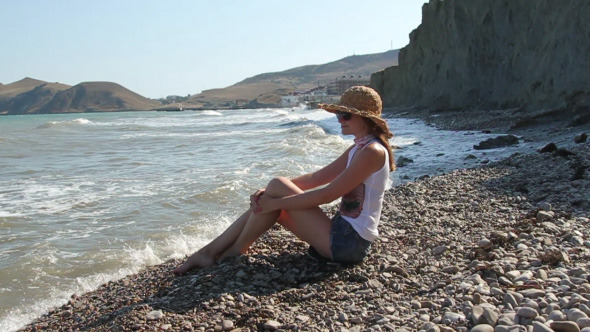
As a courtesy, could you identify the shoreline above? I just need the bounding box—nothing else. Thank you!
[18,112,590,331]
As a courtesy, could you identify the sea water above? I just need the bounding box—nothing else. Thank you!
[0,108,538,331]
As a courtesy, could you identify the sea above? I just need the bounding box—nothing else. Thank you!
[0,107,540,331]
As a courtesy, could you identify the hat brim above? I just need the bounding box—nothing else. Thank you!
[319,103,393,139]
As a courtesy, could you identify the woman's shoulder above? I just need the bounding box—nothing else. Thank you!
[359,142,386,160]
[364,141,387,153]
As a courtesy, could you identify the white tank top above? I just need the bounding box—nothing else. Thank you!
[338,140,390,241]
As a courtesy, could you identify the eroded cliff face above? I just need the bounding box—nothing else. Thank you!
[372,0,590,113]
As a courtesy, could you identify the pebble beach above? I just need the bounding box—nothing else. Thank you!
[19,114,590,332]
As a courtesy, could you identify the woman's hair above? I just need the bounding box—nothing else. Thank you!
[363,117,396,172]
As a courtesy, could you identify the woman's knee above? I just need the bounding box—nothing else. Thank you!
[266,177,300,196]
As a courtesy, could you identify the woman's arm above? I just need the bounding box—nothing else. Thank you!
[258,144,386,212]
[289,146,352,191]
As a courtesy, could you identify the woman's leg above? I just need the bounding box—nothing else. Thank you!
[174,177,333,274]
[172,209,252,274]
[219,177,333,260]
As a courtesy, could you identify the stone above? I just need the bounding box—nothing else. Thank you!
[472,305,484,325]
[474,135,519,150]
[532,321,555,332]
[221,320,234,331]
[383,265,410,278]
[421,322,440,332]
[539,202,552,211]
[506,271,522,280]
[442,312,466,325]
[519,289,546,298]
[483,307,499,325]
[567,308,589,323]
[550,321,580,332]
[495,325,527,332]
[537,211,555,222]
[263,320,282,331]
[146,310,164,320]
[396,155,414,167]
[574,133,588,144]
[339,312,349,322]
[548,310,567,321]
[470,324,494,332]
[578,318,590,329]
[517,307,538,319]
[540,143,558,153]
[433,245,449,255]
[442,265,460,274]
[497,313,516,326]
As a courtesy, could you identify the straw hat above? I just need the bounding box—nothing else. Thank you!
[319,86,393,138]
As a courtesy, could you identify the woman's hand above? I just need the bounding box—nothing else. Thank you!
[250,189,265,213]
[254,193,275,214]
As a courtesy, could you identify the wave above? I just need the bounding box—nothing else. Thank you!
[198,111,223,116]
[272,109,289,116]
[35,118,92,129]
[279,119,314,128]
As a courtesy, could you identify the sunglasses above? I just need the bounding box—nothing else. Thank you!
[336,111,352,121]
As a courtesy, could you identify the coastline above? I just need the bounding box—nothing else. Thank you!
[19,113,590,331]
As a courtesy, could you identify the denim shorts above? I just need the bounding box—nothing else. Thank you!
[329,214,372,264]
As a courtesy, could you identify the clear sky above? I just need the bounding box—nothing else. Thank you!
[0,0,425,99]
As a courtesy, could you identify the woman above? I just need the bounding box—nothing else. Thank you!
[173,86,395,275]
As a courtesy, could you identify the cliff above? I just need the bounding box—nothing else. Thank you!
[371,0,590,120]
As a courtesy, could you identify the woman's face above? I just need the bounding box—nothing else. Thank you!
[337,111,369,137]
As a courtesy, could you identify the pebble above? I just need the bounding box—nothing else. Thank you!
[517,307,539,319]
[532,321,554,332]
[146,310,164,320]
[470,324,494,332]
[550,321,581,332]
[263,320,281,330]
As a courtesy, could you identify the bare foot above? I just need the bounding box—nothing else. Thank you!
[172,251,216,275]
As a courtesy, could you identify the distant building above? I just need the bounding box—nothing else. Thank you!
[235,99,249,107]
[281,95,300,107]
[280,77,370,109]
[327,77,370,95]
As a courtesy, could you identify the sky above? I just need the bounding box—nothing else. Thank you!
[0,0,425,99]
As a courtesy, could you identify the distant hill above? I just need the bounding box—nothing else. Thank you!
[1,49,399,114]
[239,50,399,89]
[1,81,72,114]
[0,79,161,115]
[39,82,161,114]
[0,77,57,101]
[187,50,399,108]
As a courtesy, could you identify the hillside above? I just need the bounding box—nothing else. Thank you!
[238,50,398,89]
[187,50,399,109]
[0,80,161,115]
[39,82,161,114]
[1,82,72,114]
[0,77,61,101]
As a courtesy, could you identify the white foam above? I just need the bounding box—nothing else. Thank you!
[199,110,223,116]
[36,118,92,129]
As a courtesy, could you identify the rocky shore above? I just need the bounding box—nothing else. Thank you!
[20,114,590,331]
